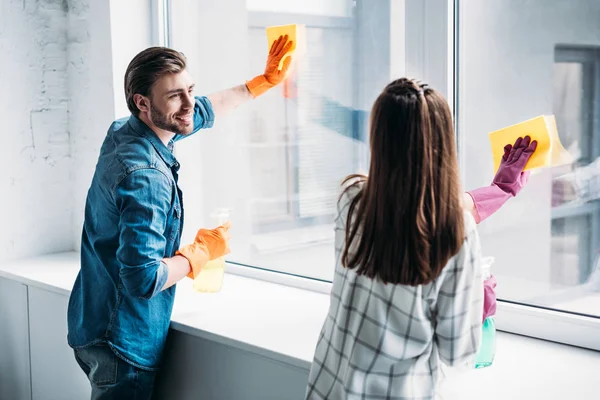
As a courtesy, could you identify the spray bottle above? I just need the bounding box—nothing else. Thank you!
[474,256,496,368]
[193,208,230,293]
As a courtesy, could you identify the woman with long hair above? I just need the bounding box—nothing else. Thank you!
[305,78,536,399]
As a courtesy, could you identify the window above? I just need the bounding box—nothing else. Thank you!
[166,0,599,350]
[168,0,404,281]
[548,46,600,313]
[457,0,600,320]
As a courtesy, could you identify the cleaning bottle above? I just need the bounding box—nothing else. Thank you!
[474,256,496,369]
[193,208,230,293]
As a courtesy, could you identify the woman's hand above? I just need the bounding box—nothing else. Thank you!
[464,136,538,223]
[492,135,538,196]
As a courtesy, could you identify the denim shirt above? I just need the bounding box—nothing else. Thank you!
[67,96,214,370]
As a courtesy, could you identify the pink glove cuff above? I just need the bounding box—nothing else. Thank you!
[483,275,497,322]
[467,185,512,223]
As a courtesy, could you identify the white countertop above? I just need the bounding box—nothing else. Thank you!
[0,251,327,369]
[1,252,599,399]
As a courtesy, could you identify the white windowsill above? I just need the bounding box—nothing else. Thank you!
[250,223,334,254]
[0,252,327,369]
[0,252,599,399]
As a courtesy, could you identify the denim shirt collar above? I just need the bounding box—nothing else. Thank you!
[127,115,179,169]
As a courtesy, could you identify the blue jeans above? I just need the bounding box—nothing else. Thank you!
[74,342,157,400]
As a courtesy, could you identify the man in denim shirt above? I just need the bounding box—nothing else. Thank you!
[67,36,293,399]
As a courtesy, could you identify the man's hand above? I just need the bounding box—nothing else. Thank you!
[246,35,294,98]
[176,222,231,279]
[263,35,294,85]
[205,36,294,120]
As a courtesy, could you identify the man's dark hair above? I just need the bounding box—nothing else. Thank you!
[124,47,187,117]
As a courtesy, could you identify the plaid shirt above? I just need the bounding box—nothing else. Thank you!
[306,184,483,400]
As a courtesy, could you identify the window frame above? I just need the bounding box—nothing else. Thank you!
[164,0,600,351]
[151,0,171,47]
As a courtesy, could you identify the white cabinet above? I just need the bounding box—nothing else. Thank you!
[27,287,90,400]
[153,330,309,400]
[0,277,31,400]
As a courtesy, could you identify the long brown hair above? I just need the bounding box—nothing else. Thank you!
[341,78,464,285]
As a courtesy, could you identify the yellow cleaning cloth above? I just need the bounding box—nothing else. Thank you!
[266,24,306,71]
[489,115,572,172]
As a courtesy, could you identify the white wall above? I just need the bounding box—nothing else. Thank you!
[69,0,116,251]
[459,0,600,299]
[0,0,73,261]
[0,0,155,259]
[109,0,153,119]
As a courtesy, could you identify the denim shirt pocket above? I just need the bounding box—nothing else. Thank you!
[169,201,182,242]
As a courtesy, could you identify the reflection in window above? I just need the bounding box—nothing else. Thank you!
[171,1,401,281]
[459,0,600,318]
[551,47,600,293]
[248,23,356,230]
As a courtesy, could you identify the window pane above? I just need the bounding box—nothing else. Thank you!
[553,63,585,156]
[459,0,600,317]
[169,0,404,281]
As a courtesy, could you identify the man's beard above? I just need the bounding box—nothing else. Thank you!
[150,102,192,135]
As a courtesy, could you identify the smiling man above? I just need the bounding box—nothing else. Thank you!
[67,37,292,399]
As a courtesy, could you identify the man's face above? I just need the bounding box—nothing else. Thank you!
[147,70,195,135]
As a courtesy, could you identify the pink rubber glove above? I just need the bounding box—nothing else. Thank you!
[483,275,497,322]
[467,136,538,223]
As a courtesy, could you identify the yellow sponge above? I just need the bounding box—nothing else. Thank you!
[266,24,306,71]
[488,115,572,172]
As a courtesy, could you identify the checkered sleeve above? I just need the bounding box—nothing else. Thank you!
[434,215,483,366]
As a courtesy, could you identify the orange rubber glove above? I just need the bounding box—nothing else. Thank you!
[176,221,231,279]
[246,35,294,98]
